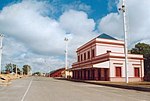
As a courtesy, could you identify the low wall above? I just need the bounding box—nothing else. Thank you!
[110,77,142,82]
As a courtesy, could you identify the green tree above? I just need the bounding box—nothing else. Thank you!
[12,64,17,73]
[22,65,31,75]
[131,43,150,81]
[13,66,21,74]
[5,63,13,74]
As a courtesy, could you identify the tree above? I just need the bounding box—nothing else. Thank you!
[5,63,13,74]
[131,43,150,81]
[13,67,21,75]
[12,64,17,73]
[22,65,31,75]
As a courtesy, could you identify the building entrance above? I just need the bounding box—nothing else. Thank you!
[97,68,109,81]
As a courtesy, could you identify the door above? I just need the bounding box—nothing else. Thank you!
[104,69,109,81]
[116,67,122,77]
[100,68,109,81]
[134,68,140,77]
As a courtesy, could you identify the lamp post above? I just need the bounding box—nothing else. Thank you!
[119,0,129,83]
[0,34,4,74]
[64,37,68,78]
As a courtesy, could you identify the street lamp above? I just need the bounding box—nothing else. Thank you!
[0,34,4,74]
[64,37,68,78]
[119,0,129,83]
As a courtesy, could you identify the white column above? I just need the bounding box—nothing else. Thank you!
[121,0,129,83]
[0,34,4,74]
[64,37,68,78]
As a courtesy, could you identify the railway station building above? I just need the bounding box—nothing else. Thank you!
[71,34,144,82]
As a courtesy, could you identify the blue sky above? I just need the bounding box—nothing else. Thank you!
[0,0,149,72]
[0,0,118,20]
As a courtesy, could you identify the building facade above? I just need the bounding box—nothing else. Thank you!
[71,34,144,82]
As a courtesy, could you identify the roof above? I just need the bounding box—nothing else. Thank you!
[97,33,117,40]
[50,68,65,74]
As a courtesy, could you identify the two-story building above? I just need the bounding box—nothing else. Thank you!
[71,33,144,82]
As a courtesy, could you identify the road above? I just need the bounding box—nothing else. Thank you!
[0,77,150,101]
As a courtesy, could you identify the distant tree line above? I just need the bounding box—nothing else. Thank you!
[4,63,31,75]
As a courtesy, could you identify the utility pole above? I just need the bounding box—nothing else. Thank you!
[119,0,129,83]
[64,37,68,78]
[0,34,4,74]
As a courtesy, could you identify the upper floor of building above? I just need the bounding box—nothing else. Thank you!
[76,33,125,62]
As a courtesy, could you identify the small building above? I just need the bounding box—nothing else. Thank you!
[50,68,65,77]
[71,33,144,82]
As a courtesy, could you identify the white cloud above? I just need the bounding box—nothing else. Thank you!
[61,1,91,13]
[2,37,65,72]
[59,9,97,57]
[99,0,150,47]
[0,0,66,56]
[99,13,123,38]
[60,10,95,36]
[0,1,97,72]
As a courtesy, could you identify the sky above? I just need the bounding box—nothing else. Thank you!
[0,0,149,73]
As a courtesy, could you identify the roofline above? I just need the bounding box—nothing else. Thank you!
[77,38,96,52]
[77,38,124,52]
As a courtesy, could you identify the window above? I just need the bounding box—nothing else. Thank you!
[134,68,140,77]
[91,49,95,58]
[84,53,86,60]
[88,51,90,59]
[78,55,80,62]
[116,67,121,77]
[81,54,83,61]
